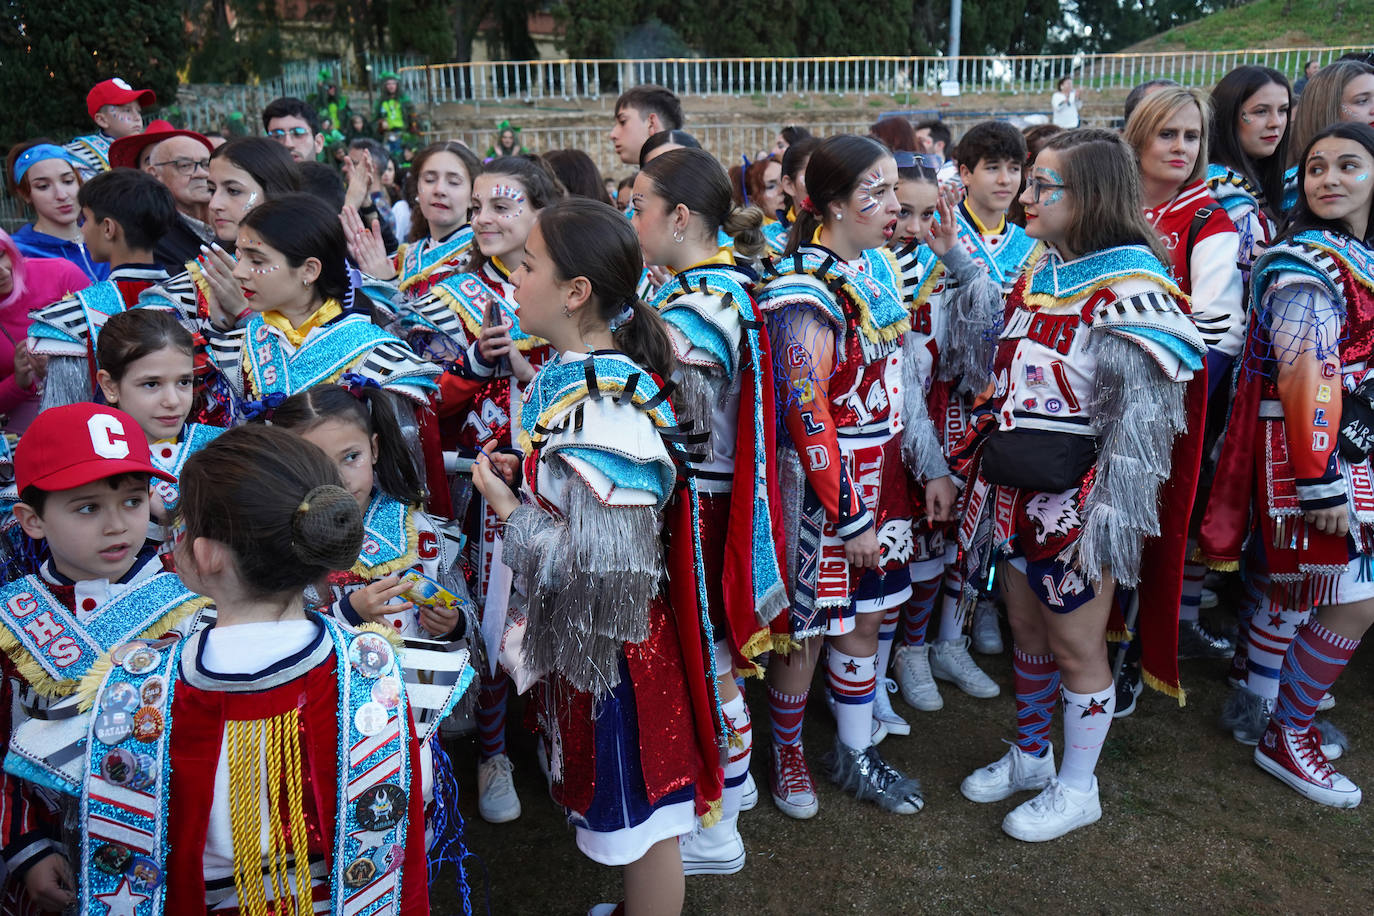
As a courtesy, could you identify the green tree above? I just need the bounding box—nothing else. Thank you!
[0,0,186,144]
[389,0,456,62]
[553,0,643,58]
[1057,0,1222,52]
[187,0,286,84]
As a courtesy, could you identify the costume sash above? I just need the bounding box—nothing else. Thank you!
[761,220,789,255]
[242,313,407,396]
[0,574,206,697]
[424,270,542,351]
[1023,245,1183,307]
[953,210,1041,291]
[397,226,475,294]
[149,424,226,516]
[1287,229,1374,294]
[77,618,431,916]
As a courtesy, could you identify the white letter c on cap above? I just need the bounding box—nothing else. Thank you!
[87,415,130,459]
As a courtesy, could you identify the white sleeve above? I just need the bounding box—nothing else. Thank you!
[1187,229,1246,358]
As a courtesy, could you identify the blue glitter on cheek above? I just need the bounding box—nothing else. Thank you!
[1042,168,1066,206]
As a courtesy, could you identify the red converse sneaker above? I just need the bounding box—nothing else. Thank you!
[770,743,819,819]
[1255,720,1362,808]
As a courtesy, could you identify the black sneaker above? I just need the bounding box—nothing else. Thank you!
[1114,661,1142,719]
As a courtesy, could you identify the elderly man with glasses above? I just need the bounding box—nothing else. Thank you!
[143,130,216,272]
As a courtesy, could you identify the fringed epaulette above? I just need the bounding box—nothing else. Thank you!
[398,226,474,293]
[758,246,910,345]
[1023,245,1183,311]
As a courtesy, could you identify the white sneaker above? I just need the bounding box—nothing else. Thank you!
[1255,722,1361,808]
[770,743,819,819]
[930,637,1001,698]
[1319,691,1336,712]
[739,771,758,811]
[477,753,522,823]
[873,678,911,737]
[679,813,746,876]
[971,600,1004,654]
[960,743,1056,803]
[1001,777,1102,842]
[893,644,943,711]
[824,691,888,745]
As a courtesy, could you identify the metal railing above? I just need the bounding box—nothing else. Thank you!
[402,46,1371,105]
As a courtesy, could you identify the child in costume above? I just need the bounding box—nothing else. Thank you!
[396,156,564,825]
[472,199,722,916]
[756,135,926,819]
[95,309,225,549]
[633,147,787,874]
[888,147,1008,721]
[1203,65,1295,707]
[956,129,1204,842]
[28,169,176,410]
[69,425,447,912]
[0,403,208,914]
[344,141,482,308]
[1223,123,1374,808]
[204,193,438,420]
[139,137,301,334]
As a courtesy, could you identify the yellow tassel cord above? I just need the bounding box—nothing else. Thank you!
[699,796,723,830]
[770,633,802,656]
[1104,628,1131,644]
[3,598,208,700]
[1142,668,1187,708]
[736,629,773,679]
[227,711,312,916]
[913,262,945,309]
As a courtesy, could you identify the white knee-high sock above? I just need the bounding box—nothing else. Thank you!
[1058,685,1115,792]
[826,649,876,750]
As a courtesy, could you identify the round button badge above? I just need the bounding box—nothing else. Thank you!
[354,701,390,737]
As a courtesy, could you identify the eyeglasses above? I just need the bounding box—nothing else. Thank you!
[267,127,312,138]
[151,157,210,175]
[1025,176,1069,202]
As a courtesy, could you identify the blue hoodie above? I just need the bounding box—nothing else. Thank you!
[10,225,109,283]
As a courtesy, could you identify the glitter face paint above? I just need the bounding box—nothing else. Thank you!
[1041,168,1066,206]
[490,183,527,218]
[856,169,884,215]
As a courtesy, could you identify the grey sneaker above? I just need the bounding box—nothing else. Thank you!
[823,737,924,814]
[1178,619,1234,659]
[930,637,1000,698]
[971,599,1004,654]
[893,644,943,711]
[1220,684,1272,746]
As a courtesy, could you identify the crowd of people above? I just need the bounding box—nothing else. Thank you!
[0,51,1373,915]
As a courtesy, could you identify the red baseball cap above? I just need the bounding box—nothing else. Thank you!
[87,78,157,119]
[15,404,174,494]
[108,121,212,170]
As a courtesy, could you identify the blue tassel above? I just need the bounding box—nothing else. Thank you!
[426,738,489,916]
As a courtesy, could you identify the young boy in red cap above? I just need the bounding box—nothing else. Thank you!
[0,403,207,913]
[65,78,156,175]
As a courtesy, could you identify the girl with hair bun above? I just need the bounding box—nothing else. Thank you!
[471,198,722,916]
[957,129,1204,841]
[70,424,452,914]
[633,146,785,873]
[394,153,565,826]
[757,134,928,820]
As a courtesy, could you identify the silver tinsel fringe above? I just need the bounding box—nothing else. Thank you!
[934,246,1002,398]
[672,363,725,463]
[39,356,93,412]
[501,474,663,698]
[1067,332,1186,587]
[900,333,953,482]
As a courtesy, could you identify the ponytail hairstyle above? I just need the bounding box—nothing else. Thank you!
[640,147,765,258]
[405,141,482,242]
[1037,128,1170,264]
[179,425,364,598]
[779,136,820,219]
[1277,122,1374,247]
[466,154,567,274]
[536,198,678,382]
[271,383,427,507]
[785,134,891,255]
[1209,65,1292,216]
[96,309,194,382]
[240,193,351,303]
